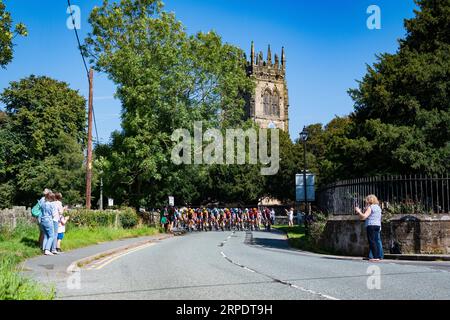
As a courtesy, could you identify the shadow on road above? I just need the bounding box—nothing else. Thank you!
[250,237,291,250]
[245,231,291,251]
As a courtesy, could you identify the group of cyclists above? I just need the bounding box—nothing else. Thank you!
[160,207,277,233]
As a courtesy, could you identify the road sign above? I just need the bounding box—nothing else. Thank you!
[108,198,114,207]
[295,174,315,202]
[169,196,175,207]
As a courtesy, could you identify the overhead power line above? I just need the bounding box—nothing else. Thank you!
[67,0,100,145]
[67,0,103,209]
[67,0,89,77]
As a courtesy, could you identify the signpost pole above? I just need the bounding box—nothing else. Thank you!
[299,126,310,235]
[303,140,308,214]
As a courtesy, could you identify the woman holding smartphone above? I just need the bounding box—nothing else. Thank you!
[355,195,383,262]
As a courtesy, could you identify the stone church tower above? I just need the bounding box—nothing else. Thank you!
[246,42,289,132]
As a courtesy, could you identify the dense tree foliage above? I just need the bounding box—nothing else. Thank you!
[85,0,256,208]
[265,130,301,201]
[0,0,27,68]
[282,0,450,195]
[346,0,450,176]
[0,76,86,207]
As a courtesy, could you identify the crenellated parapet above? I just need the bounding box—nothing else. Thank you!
[248,42,286,79]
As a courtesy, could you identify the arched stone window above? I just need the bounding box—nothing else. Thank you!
[263,90,271,116]
[272,91,280,117]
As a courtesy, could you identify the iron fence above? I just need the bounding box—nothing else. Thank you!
[316,174,450,215]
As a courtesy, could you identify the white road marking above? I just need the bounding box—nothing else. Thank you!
[84,243,156,270]
[96,243,156,270]
[290,284,339,300]
[218,232,339,300]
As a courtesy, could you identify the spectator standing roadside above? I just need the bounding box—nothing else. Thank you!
[270,208,276,226]
[37,189,51,248]
[57,209,69,253]
[355,195,383,262]
[53,193,66,253]
[161,215,169,233]
[51,193,64,254]
[287,208,294,227]
[41,192,56,256]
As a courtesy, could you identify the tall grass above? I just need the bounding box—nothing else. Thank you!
[274,225,308,249]
[274,225,331,255]
[62,225,162,251]
[0,223,55,300]
[0,258,55,300]
[0,223,42,265]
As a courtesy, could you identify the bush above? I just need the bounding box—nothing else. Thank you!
[68,210,116,228]
[119,207,139,229]
[306,211,328,247]
[68,207,139,229]
[384,202,432,217]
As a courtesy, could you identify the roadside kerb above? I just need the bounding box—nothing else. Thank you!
[66,234,174,274]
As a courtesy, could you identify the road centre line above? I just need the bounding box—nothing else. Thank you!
[219,231,339,300]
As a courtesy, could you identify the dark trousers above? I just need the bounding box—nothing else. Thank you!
[369,229,384,259]
[366,226,382,259]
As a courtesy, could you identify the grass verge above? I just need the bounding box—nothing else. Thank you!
[0,222,161,300]
[273,225,330,254]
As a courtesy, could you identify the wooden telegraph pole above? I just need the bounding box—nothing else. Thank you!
[86,68,94,209]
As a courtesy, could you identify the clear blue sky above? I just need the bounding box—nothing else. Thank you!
[1,0,418,143]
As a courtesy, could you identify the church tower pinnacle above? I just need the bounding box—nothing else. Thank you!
[245,43,290,132]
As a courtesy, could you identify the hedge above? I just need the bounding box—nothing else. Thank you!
[68,207,139,229]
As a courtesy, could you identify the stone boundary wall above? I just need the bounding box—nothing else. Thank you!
[0,207,36,229]
[0,207,162,230]
[320,214,450,256]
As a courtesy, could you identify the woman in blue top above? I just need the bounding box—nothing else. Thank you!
[355,195,383,262]
[41,192,56,256]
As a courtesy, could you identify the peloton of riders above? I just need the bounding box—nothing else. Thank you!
[160,207,276,232]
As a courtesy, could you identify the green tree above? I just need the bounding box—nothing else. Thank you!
[1,76,86,157]
[84,0,254,208]
[317,117,359,184]
[264,125,337,201]
[265,130,300,201]
[347,0,450,176]
[15,133,86,205]
[0,76,86,207]
[0,0,27,68]
[0,110,28,207]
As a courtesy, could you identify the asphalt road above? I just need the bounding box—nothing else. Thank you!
[50,230,450,300]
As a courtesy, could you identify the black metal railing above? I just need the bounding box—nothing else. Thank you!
[316,174,450,215]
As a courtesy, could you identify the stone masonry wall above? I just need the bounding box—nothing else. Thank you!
[320,214,450,256]
[0,206,36,229]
